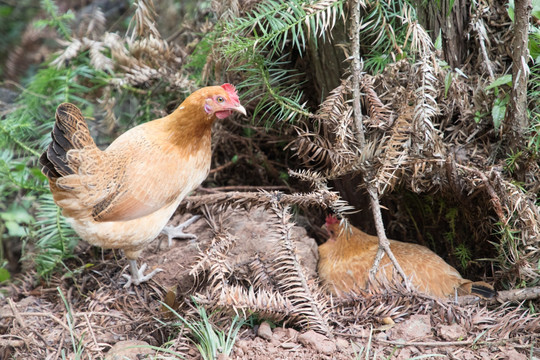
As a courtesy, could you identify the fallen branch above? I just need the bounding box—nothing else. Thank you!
[458,286,540,305]
[183,190,342,212]
[456,164,507,224]
[336,332,536,349]
[0,338,25,347]
[197,185,290,193]
[366,185,409,285]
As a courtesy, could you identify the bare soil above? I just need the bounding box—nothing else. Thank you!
[0,209,537,359]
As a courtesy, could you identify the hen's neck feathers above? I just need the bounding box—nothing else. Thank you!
[328,225,378,259]
[161,92,216,147]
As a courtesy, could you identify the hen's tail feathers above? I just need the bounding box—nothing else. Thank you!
[40,103,96,179]
[459,281,497,299]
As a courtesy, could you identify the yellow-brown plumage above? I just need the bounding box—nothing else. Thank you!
[318,216,496,299]
[40,85,246,286]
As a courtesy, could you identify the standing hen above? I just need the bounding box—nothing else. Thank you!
[40,84,246,287]
[318,215,496,299]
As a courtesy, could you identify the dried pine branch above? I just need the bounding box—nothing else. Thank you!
[373,105,413,194]
[213,285,295,322]
[128,0,160,41]
[361,76,394,130]
[183,189,350,214]
[267,201,333,337]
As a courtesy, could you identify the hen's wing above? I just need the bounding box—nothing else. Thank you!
[58,125,208,222]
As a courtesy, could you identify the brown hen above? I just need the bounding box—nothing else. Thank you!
[40,84,246,286]
[318,215,496,299]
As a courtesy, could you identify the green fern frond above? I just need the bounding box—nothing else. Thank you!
[32,194,78,279]
[224,0,344,57]
[217,0,345,125]
[359,0,418,73]
[34,0,75,40]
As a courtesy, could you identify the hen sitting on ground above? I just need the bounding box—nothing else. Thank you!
[318,215,496,299]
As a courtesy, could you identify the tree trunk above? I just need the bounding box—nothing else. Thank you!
[415,0,469,68]
[306,19,348,99]
[506,0,532,151]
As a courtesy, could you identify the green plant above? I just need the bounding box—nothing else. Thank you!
[211,0,346,125]
[58,287,86,359]
[0,0,114,278]
[163,302,244,360]
[485,74,512,132]
[454,243,472,269]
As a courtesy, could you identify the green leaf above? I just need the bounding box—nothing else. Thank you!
[533,0,540,19]
[485,74,512,90]
[434,30,442,50]
[508,0,515,22]
[492,97,508,130]
[0,267,10,282]
[0,206,34,224]
[0,5,13,17]
[444,72,453,98]
[5,221,27,237]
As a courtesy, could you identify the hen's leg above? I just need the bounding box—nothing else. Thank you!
[159,215,201,248]
[122,260,163,288]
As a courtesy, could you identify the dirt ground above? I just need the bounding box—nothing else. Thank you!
[0,209,538,359]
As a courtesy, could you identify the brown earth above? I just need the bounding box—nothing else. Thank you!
[0,208,537,359]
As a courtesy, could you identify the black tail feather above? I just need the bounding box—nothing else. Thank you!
[40,103,90,179]
[471,283,497,299]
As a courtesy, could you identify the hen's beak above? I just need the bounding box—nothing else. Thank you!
[232,105,247,116]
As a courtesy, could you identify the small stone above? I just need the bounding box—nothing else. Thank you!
[297,330,336,355]
[104,340,153,360]
[234,346,244,357]
[281,342,298,349]
[335,337,350,353]
[436,323,466,341]
[236,339,249,353]
[502,347,527,360]
[257,321,273,341]
[286,327,299,341]
[396,347,413,360]
[272,327,287,340]
[387,314,432,341]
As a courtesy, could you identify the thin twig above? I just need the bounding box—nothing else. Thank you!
[337,331,475,346]
[209,155,249,174]
[84,313,100,352]
[52,333,65,360]
[0,338,25,347]
[198,185,290,193]
[456,164,507,224]
[474,19,495,80]
[8,298,26,328]
[366,185,409,284]
[350,0,365,146]
[458,286,540,305]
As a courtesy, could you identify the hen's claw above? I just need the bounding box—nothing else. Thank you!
[122,261,163,288]
[160,215,201,248]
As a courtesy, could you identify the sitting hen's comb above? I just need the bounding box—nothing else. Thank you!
[325,214,339,225]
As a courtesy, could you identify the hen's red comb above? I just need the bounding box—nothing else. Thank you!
[221,83,239,103]
[325,214,339,225]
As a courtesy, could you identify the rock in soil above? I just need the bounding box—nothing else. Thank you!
[436,323,466,341]
[387,314,432,341]
[257,321,273,341]
[104,340,153,360]
[297,330,336,355]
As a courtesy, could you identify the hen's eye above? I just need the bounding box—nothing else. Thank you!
[216,96,225,103]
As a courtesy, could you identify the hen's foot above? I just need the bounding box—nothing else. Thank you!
[122,260,163,288]
[159,215,201,248]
